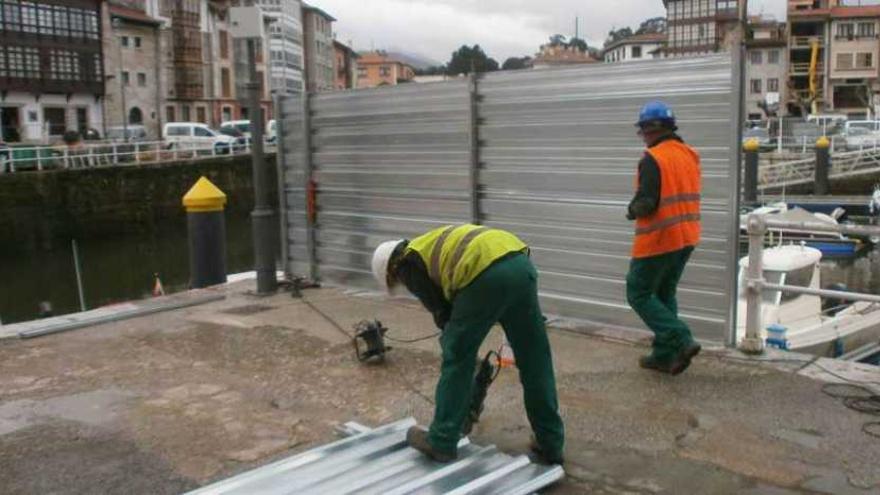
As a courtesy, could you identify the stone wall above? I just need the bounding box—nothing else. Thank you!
[0,154,278,255]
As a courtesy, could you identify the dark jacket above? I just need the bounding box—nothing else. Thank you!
[627,133,684,220]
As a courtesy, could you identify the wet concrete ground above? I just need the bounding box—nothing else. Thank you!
[1,283,879,494]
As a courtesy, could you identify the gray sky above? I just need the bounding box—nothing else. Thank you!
[318,0,786,64]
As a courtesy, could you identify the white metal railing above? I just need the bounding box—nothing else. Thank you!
[758,146,880,190]
[0,139,276,174]
[739,214,880,354]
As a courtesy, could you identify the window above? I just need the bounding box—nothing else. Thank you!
[76,108,88,133]
[182,105,190,121]
[167,125,188,136]
[837,53,854,70]
[632,46,642,59]
[768,50,780,64]
[122,71,130,85]
[122,36,130,47]
[780,266,815,303]
[257,70,265,95]
[5,46,40,79]
[837,23,855,39]
[48,49,80,80]
[44,107,66,136]
[128,107,143,124]
[857,52,874,69]
[859,22,875,38]
[750,50,762,65]
[222,106,232,122]
[219,30,229,58]
[53,6,69,37]
[767,78,779,92]
[166,106,175,122]
[134,37,142,48]
[221,68,231,97]
[379,65,390,77]
[255,39,263,63]
[196,107,206,123]
[194,126,213,137]
[357,67,367,77]
[137,72,146,87]
[750,79,762,94]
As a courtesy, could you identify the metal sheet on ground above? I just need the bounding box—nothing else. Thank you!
[184,417,564,495]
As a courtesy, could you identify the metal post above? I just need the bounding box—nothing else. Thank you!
[114,19,129,143]
[302,92,317,281]
[743,139,759,204]
[274,95,289,278]
[815,136,830,195]
[246,38,277,294]
[740,214,765,354]
[468,73,481,225]
[777,115,784,155]
[726,0,748,347]
[71,239,87,312]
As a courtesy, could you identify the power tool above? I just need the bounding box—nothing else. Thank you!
[461,351,501,436]
[353,320,390,362]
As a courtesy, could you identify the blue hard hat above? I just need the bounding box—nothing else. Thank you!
[636,101,676,127]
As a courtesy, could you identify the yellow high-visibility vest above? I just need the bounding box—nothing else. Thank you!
[407,224,528,301]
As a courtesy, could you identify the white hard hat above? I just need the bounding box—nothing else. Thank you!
[372,239,406,292]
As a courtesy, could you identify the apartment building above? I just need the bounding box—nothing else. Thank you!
[356,51,414,88]
[258,0,305,94]
[746,19,788,120]
[603,33,666,63]
[302,3,334,92]
[104,3,163,138]
[333,40,358,90]
[661,0,741,56]
[0,0,105,142]
[532,43,597,68]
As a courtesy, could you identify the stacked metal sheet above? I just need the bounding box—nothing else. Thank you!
[185,417,564,495]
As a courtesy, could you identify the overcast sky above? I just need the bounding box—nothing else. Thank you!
[317,0,786,64]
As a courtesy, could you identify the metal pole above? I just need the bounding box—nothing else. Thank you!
[740,214,765,354]
[726,0,748,346]
[273,95,289,278]
[468,73,481,225]
[72,239,87,312]
[302,92,317,281]
[743,139,759,204]
[762,282,880,304]
[247,38,277,294]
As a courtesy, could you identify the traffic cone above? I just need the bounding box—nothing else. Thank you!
[152,273,165,297]
[498,335,516,368]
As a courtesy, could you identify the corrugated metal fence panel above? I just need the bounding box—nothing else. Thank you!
[309,81,473,287]
[185,417,564,495]
[479,56,735,340]
[278,93,311,278]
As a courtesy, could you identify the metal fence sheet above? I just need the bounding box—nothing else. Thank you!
[278,55,738,342]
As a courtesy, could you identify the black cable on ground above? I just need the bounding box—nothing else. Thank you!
[821,382,880,439]
[384,332,441,344]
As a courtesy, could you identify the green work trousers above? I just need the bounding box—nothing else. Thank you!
[427,253,565,459]
[625,246,696,363]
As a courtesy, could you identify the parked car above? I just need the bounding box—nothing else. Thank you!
[163,122,237,154]
[843,126,880,150]
[217,126,248,152]
[106,125,148,142]
[0,142,9,173]
[219,120,252,139]
[742,127,775,152]
[807,114,847,134]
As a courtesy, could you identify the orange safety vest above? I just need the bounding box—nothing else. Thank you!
[632,139,702,259]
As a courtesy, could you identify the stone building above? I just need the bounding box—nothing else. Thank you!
[302,3,334,92]
[104,4,163,138]
[356,51,415,88]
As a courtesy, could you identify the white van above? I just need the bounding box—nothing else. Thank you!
[219,120,252,139]
[844,120,880,134]
[163,122,238,154]
[266,119,276,143]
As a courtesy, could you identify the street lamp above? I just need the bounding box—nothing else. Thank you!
[111,17,128,142]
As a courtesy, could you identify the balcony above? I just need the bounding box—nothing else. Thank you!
[791,36,825,48]
[789,88,826,102]
[790,62,825,74]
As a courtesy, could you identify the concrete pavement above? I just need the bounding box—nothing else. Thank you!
[0,282,878,494]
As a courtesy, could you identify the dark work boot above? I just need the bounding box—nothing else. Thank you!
[669,341,702,376]
[529,438,564,465]
[406,426,456,463]
[639,354,674,374]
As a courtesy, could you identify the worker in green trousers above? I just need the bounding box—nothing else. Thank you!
[372,225,565,464]
[626,101,702,375]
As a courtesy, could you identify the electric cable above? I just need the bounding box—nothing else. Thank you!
[821,382,880,440]
[384,332,441,344]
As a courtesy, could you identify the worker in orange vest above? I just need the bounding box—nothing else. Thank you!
[626,101,702,375]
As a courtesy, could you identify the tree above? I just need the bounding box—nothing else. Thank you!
[415,65,447,76]
[604,27,634,47]
[446,45,500,75]
[549,34,567,47]
[567,37,588,53]
[636,17,666,35]
[502,56,532,70]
